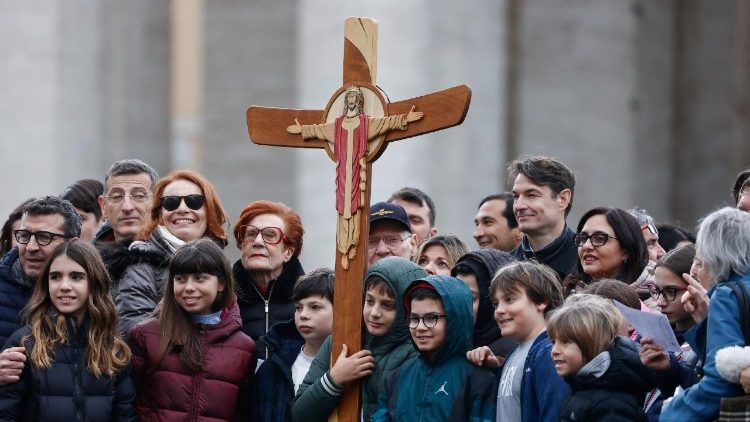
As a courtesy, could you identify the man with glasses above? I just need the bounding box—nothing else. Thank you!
[508,157,578,282]
[95,159,159,242]
[628,207,666,262]
[367,202,417,265]
[0,196,81,347]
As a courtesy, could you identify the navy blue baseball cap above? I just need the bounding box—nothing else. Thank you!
[369,202,412,233]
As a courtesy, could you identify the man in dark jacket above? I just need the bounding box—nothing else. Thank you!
[0,197,81,384]
[508,156,578,281]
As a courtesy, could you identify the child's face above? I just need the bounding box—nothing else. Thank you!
[654,267,692,330]
[295,295,333,345]
[455,273,480,323]
[362,286,397,336]
[173,273,224,315]
[551,338,585,376]
[409,297,447,361]
[48,254,89,324]
[492,287,547,343]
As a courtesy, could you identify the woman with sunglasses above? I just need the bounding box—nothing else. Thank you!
[563,207,648,295]
[115,170,228,335]
[232,200,304,360]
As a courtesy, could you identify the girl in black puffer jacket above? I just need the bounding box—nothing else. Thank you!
[0,240,136,421]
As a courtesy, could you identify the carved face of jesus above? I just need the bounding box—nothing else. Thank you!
[344,90,363,117]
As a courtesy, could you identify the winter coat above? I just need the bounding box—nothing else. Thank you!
[292,257,425,422]
[511,225,578,282]
[95,236,136,290]
[512,330,571,422]
[115,230,173,336]
[0,318,137,421]
[560,336,652,422]
[372,275,498,422]
[250,318,304,422]
[660,270,750,421]
[127,301,256,422]
[234,257,304,359]
[452,249,518,357]
[0,248,33,347]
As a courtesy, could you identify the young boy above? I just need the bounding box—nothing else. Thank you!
[292,256,426,422]
[466,260,570,422]
[548,294,652,422]
[252,268,335,422]
[373,275,498,421]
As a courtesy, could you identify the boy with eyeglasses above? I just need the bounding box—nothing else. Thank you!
[372,275,497,421]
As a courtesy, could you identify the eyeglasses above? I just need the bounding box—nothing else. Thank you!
[239,225,286,245]
[574,232,618,247]
[104,192,151,205]
[161,195,206,212]
[641,223,658,236]
[648,285,688,302]
[14,229,73,246]
[367,234,410,250]
[408,314,447,329]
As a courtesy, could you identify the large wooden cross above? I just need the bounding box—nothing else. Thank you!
[246,17,470,421]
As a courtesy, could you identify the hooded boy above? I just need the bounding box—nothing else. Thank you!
[292,257,425,421]
[452,249,517,357]
[373,275,497,421]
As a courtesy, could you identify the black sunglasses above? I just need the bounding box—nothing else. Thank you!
[161,195,206,212]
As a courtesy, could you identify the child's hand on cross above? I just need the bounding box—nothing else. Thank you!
[329,344,375,386]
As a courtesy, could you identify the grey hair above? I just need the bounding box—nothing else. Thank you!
[104,159,159,187]
[696,207,750,282]
[627,206,656,228]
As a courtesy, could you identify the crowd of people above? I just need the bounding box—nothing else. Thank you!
[0,156,748,421]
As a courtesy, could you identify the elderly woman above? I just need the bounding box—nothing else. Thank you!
[652,207,750,421]
[232,200,304,360]
[115,170,228,335]
[564,207,649,298]
[414,234,469,276]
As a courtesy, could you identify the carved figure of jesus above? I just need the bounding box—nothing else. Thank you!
[287,86,423,267]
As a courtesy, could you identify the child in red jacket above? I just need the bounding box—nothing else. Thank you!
[128,239,257,421]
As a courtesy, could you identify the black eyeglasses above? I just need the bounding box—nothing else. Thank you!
[574,232,618,247]
[161,195,206,212]
[14,229,73,246]
[648,285,688,302]
[238,225,286,245]
[408,314,447,329]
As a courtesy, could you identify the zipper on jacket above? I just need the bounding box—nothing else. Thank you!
[419,367,432,422]
[248,278,277,360]
[188,328,207,420]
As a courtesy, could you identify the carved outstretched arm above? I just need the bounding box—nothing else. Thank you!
[287,118,334,142]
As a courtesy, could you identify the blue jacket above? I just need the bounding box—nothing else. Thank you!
[250,318,304,422]
[372,275,497,421]
[513,330,571,422]
[0,248,34,347]
[659,270,750,421]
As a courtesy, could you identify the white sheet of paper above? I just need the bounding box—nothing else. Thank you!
[614,300,682,353]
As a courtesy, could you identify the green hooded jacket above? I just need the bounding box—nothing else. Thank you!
[372,275,498,421]
[291,257,426,422]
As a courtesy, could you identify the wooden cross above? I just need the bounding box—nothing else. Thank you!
[246,17,470,421]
